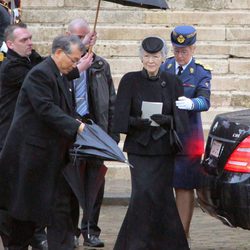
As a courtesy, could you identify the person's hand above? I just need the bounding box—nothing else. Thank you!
[176,96,194,110]
[129,116,151,129]
[13,8,20,18]
[82,31,97,47]
[150,114,172,127]
[77,52,93,73]
[77,122,85,133]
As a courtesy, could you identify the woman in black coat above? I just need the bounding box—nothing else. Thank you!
[113,36,189,250]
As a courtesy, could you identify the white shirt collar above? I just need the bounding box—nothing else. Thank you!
[175,57,193,74]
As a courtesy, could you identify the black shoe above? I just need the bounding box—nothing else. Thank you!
[83,235,104,248]
[31,240,48,250]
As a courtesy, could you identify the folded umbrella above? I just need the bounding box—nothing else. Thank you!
[64,121,130,238]
[70,120,128,164]
[63,160,107,238]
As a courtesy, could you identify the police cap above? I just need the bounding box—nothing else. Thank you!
[171,25,196,47]
[142,36,164,53]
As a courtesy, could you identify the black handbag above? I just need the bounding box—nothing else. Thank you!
[169,117,183,154]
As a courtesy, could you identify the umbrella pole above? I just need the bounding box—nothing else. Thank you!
[89,0,102,53]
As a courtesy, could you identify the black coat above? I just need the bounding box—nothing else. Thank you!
[113,69,188,155]
[0,56,80,225]
[0,4,10,47]
[0,49,43,149]
[87,54,118,141]
[72,54,119,142]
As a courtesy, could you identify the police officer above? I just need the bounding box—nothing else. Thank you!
[161,25,212,247]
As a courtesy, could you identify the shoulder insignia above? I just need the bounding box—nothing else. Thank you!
[167,64,172,69]
[0,52,4,62]
[195,60,213,71]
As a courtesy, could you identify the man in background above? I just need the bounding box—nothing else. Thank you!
[67,18,119,248]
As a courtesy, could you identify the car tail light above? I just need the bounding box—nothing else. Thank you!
[224,136,250,173]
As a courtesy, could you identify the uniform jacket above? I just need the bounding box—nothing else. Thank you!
[0,56,80,225]
[161,57,212,155]
[0,49,43,149]
[113,69,188,155]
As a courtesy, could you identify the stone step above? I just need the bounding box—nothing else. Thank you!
[34,40,250,58]
[94,57,247,75]
[111,74,250,92]
[27,24,250,43]
[22,0,250,10]
[22,9,250,26]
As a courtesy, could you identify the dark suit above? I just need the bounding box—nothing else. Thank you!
[0,56,80,248]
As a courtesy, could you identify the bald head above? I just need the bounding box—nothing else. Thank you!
[67,18,90,40]
[68,18,89,31]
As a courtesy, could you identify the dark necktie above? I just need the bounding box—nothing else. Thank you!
[177,66,183,76]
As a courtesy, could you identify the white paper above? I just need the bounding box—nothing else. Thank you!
[141,101,163,126]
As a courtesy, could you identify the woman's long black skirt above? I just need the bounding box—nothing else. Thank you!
[114,154,189,250]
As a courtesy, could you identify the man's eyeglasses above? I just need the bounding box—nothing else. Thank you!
[63,51,79,64]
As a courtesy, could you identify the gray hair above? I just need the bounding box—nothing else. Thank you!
[51,35,86,54]
[4,22,27,41]
[139,36,168,60]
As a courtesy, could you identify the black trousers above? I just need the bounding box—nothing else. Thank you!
[6,173,78,250]
[75,158,105,239]
[0,212,46,248]
[47,173,79,250]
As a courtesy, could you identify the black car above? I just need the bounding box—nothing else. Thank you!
[197,109,250,230]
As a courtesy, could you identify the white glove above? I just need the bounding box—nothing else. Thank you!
[176,96,194,110]
[13,8,20,18]
[0,42,8,53]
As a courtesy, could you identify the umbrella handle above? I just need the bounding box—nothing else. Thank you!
[89,0,102,53]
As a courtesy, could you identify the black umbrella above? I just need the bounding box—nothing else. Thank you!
[63,121,129,238]
[63,160,107,238]
[89,0,169,52]
[70,121,128,164]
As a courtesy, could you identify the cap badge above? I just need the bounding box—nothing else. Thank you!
[177,35,185,44]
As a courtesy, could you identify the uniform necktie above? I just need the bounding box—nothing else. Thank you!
[74,72,88,116]
[177,65,183,75]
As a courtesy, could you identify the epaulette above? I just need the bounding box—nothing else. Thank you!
[195,60,213,71]
[0,52,6,62]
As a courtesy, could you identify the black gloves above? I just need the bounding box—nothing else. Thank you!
[129,116,152,129]
[150,114,172,128]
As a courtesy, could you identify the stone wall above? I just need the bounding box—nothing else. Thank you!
[21,0,250,130]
